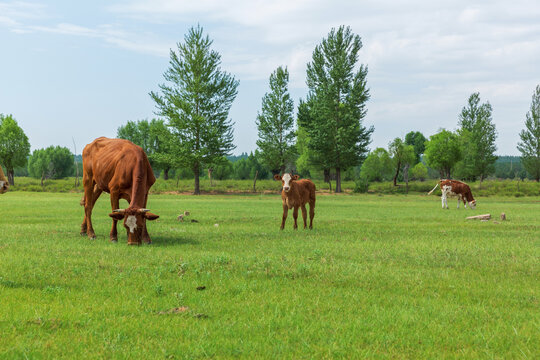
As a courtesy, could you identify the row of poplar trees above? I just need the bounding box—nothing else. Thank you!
[143,25,373,194]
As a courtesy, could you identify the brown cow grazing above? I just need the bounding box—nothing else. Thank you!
[0,164,8,194]
[274,173,316,230]
[81,137,159,245]
[428,179,476,210]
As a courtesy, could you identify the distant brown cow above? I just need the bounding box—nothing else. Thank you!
[274,173,316,230]
[0,164,8,194]
[81,137,159,245]
[428,179,476,209]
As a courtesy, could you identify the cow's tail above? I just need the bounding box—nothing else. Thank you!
[427,182,439,195]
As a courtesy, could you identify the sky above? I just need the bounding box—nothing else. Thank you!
[1,0,539,156]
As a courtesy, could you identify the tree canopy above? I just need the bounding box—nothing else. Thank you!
[517,85,540,181]
[256,66,296,174]
[424,129,462,179]
[300,25,373,192]
[150,25,239,194]
[0,114,31,185]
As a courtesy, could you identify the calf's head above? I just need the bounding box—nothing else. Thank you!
[109,208,159,244]
[468,199,477,209]
[274,173,299,193]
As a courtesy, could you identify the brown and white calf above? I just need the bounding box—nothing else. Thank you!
[274,174,316,230]
[428,179,476,209]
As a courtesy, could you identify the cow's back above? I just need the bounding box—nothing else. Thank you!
[83,137,155,193]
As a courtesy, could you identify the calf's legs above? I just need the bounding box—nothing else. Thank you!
[293,207,299,229]
[301,205,308,229]
[280,205,288,230]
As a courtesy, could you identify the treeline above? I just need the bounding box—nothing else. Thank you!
[1,25,540,192]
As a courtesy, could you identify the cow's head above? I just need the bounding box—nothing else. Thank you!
[109,208,159,244]
[0,180,8,194]
[273,173,299,193]
[468,200,476,209]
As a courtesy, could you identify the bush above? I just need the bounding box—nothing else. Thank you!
[354,177,369,193]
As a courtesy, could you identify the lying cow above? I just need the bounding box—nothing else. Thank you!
[428,179,476,209]
[274,173,316,230]
[0,164,8,194]
[80,137,159,245]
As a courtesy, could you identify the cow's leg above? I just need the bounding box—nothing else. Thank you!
[109,192,120,242]
[293,206,299,230]
[309,200,315,229]
[457,198,460,209]
[441,195,445,209]
[83,184,102,239]
[280,204,288,230]
[301,205,308,229]
[142,193,151,244]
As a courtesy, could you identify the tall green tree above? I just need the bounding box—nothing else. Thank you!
[517,85,540,181]
[300,25,373,193]
[0,114,30,185]
[424,129,462,179]
[117,119,175,179]
[150,25,239,194]
[256,66,296,174]
[388,138,415,186]
[404,131,427,164]
[457,93,498,181]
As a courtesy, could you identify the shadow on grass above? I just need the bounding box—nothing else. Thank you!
[149,235,200,247]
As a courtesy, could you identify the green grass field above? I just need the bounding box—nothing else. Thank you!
[0,192,538,359]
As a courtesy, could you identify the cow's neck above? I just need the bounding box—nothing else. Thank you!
[128,162,147,208]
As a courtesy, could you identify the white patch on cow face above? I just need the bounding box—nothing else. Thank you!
[0,181,5,190]
[125,215,137,233]
[282,173,292,192]
[469,201,476,209]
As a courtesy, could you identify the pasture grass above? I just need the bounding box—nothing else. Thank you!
[0,192,538,359]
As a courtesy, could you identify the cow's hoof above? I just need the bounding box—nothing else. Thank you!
[110,238,118,243]
[128,242,141,246]
[80,232,86,236]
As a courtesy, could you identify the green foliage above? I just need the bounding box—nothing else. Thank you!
[404,131,427,164]
[150,25,239,194]
[457,93,498,181]
[360,147,393,182]
[256,67,296,173]
[410,162,428,181]
[517,85,540,181]
[117,119,175,179]
[28,146,74,183]
[388,138,415,185]
[424,129,462,178]
[0,114,31,185]
[301,25,373,192]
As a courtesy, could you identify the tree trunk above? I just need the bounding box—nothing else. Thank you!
[163,167,169,180]
[208,168,213,187]
[41,172,45,187]
[393,161,401,186]
[403,164,409,194]
[252,170,258,193]
[324,169,332,193]
[335,167,342,193]
[193,163,200,195]
[7,170,14,186]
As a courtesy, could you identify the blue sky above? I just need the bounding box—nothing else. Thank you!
[1,0,539,156]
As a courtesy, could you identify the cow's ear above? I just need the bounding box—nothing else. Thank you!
[144,212,159,221]
[292,175,300,180]
[109,212,125,220]
[273,174,282,181]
